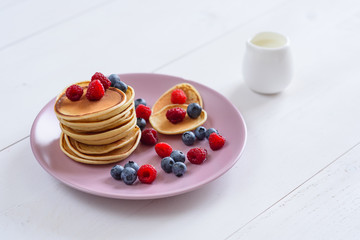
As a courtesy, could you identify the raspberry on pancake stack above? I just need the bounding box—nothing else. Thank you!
[54,73,141,165]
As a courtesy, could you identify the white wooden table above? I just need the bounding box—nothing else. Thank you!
[2,0,360,239]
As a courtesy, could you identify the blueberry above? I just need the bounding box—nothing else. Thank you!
[121,167,137,185]
[124,161,140,173]
[187,103,202,119]
[136,118,146,131]
[110,165,124,180]
[134,98,147,109]
[172,162,187,177]
[205,128,218,139]
[170,150,185,163]
[161,157,175,173]
[113,80,128,93]
[182,131,196,146]
[108,74,121,87]
[194,126,206,140]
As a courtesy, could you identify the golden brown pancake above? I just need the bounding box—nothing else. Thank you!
[78,85,135,122]
[152,83,203,114]
[58,104,135,132]
[59,113,137,145]
[73,126,140,155]
[54,81,127,122]
[60,128,141,164]
[55,80,140,165]
[149,104,207,135]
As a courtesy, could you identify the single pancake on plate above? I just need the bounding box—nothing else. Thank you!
[149,104,207,135]
[151,83,203,114]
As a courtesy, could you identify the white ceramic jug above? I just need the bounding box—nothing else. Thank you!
[242,32,293,94]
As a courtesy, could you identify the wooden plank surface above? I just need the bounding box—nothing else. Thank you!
[0,0,286,150]
[1,0,113,50]
[228,142,360,239]
[1,0,360,239]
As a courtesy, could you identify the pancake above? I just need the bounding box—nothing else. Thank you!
[60,129,141,164]
[152,83,203,114]
[149,104,207,135]
[58,103,135,132]
[59,115,137,145]
[76,85,135,122]
[55,79,140,165]
[54,81,127,121]
[73,126,140,155]
[64,126,141,161]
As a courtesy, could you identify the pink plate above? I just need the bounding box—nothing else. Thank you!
[30,73,247,200]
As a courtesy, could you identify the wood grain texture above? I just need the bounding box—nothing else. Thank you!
[1,0,113,50]
[0,0,286,150]
[228,142,360,239]
[2,0,360,239]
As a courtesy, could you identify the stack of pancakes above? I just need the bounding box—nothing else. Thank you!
[54,81,141,165]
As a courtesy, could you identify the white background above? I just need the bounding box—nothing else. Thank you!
[2,0,360,239]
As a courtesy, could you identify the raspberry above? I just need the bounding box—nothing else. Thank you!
[166,107,186,124]
[208,133,226,150]
[140,128,158,145]
[136,104,152,121]
[91,72,111,90]
[137,164,157,184]
[171,89,187,104]
[187,147,207,164]
[155,142,173,158]
[66,84,83,101]
[86,80,105,101]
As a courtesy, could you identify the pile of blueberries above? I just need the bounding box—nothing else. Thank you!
[182,126,218,146]
[108,74,128,93]
[161,150,187,177]
[110,161,139,185]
